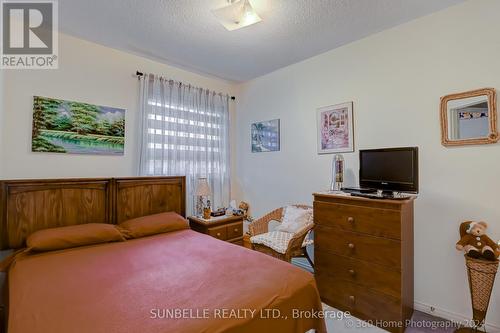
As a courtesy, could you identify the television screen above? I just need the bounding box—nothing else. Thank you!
[359,147,418,193]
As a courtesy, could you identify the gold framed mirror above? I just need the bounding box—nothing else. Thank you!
[440,88,498,146]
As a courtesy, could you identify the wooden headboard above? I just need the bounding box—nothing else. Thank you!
[0,176,186,249]
[114,177,186,224]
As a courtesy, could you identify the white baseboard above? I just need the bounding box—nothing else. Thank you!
[414,300,500,332]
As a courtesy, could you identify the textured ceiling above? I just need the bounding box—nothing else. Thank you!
[58,0,466,82]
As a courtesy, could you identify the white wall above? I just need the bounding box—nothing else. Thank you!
[0,33,234,179]
[234,0,500,328]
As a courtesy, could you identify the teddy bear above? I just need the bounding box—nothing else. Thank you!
[239,201,250,217]
[456,221,499,261]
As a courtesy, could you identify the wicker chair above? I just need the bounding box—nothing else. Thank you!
[248,205,314,264]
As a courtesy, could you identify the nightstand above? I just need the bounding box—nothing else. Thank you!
[188,215,244,245]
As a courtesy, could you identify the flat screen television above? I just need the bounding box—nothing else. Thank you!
[359,147,419,193]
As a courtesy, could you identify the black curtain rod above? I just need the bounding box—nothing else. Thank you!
[135,71,235,100]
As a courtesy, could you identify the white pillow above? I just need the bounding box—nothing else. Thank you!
[267,219,282,232]
[276,206,312,234]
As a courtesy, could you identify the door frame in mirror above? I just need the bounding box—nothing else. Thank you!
[440,88,498,146]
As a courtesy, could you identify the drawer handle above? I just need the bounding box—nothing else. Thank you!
[348,269,356,276]
[348,243,355,249]
[349,295,356,304]
[216,233,221,237]
[234,228,239,232]
[347,217,355,223]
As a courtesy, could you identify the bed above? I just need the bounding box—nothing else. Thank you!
[0,177,325,333]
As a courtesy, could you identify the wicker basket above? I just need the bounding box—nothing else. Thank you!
[464,255,499,328]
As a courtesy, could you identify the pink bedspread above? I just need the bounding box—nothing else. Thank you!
[8,230,326,333]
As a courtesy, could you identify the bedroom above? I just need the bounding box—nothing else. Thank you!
[0,0,499,332]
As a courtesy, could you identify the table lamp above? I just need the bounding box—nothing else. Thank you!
[195,178,211,217]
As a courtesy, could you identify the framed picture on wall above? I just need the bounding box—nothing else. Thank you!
[316,102,354,154]
[32,96,125,155]
[251,119,280,152]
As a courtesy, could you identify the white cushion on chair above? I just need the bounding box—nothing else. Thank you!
[276,206,313,234]
[250,231,313,254]
[267,219,282,232]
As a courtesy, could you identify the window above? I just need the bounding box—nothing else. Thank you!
[138,76,230,213]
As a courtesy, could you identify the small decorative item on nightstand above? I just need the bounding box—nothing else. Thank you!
[239,201,251,219]
[194,178,211,217]
[203,206,212,220]
[211,208,226,217]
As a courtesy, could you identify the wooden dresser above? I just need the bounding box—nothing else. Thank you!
[313,193,415,333]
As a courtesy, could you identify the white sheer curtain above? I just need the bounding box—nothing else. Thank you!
[138,74,231,214]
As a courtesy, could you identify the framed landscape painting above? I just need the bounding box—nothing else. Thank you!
[251,119,280,153]
[317,102,354,154]
[32,96,125,155]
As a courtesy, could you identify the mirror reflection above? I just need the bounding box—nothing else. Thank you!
[447,95,489,140]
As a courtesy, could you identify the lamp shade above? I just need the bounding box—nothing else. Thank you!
[195,178,212,196]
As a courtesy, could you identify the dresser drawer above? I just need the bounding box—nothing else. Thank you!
[315,225,401,268]
[315,250,401,298]
[226,222,243,240]
[208,225,227,240]
[316,277,402,330]
[314,201,401,239]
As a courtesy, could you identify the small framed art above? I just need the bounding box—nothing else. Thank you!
[317,102,354,154]
[251,119,280,153]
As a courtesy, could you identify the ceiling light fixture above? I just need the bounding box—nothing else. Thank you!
[212,0,262,31]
